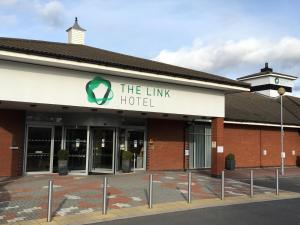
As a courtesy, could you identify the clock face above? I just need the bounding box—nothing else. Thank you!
[275,77,280,84]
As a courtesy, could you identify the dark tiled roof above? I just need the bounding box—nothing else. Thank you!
[282,96,300,120]
[238,71,298,80]
[0,37,249,89]
[225,92,300,125]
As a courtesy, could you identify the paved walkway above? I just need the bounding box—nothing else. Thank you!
[0,169,297,224]
[225,167,300,179]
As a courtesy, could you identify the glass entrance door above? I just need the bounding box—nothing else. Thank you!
[127,130,145,169]
[26,126,53,172]
[65,128,87,172]
[91,128,115,173]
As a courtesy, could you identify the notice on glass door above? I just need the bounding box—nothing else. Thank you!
[134,140,137,148]
[76,139,80,148]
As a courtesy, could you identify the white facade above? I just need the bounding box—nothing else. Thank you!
[239,73,297,97]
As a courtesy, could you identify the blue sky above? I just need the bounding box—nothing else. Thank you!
[1,0,300,95]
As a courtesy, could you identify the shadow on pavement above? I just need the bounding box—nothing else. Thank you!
[223,168,300,193]
[144,189,149,205]
[53,198,67,216]
[176,186,187,201]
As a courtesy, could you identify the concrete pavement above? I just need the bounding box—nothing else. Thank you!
[6,192,300,225]
[1,168,300,224]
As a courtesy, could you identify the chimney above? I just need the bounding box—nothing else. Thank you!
[66,17,86,45]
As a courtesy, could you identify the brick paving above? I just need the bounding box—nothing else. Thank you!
[0,169,293,224]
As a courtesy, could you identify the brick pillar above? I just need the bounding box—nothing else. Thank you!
[0,109,25,177]
[147,119,185,171]
[211,117,224,177]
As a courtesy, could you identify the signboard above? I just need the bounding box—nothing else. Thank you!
[211,141,217,148]
[217,146,224,153]
[0,60,225,117]
[263,149,267,156]
[185,149,189,156]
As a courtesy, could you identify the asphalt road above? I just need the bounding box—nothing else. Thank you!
[91,198,300,225]
[90,177,300,225]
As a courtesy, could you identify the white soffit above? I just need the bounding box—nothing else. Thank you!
[238,73,298,81]
[225,120,300,128]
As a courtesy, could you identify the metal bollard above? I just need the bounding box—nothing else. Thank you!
[250,170,254,198]
[149,174,153,208]
[276,169,279,196]
[47,180,53,222]
[188,172,192,204]
[221,171,225,200]
[133,153,136,172]
[102,177,107,215]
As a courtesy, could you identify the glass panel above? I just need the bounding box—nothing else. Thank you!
[92,128,114,170]
[53,126,62,173]
[66,128,87,171]
[26,127,52,172]
[127,130,145,169]
[187,124,212,169]
[205,126,212,168]
[187,126,194,169]
[119,128,126,170]
[194,125,205,168]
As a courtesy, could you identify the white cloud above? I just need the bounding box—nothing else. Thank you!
[0,0,65,28]
[294,79,300,93]
[154,37,300,72]
[35,0,65,27]
[154,37,300,96]
[0,0,18,6]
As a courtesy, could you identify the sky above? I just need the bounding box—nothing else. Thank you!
[1,0,300,96]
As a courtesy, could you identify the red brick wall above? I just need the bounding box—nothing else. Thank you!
[224,124,300,168]
[147,119,185,171]
[0,109,25,177]
[211,117,225,176]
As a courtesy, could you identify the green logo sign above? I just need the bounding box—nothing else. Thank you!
[275,77,280,84]
[86,76,114,105]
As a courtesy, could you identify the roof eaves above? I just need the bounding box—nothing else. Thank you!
[238,71,298,80]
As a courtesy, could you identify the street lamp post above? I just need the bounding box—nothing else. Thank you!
[278,87,286,176]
